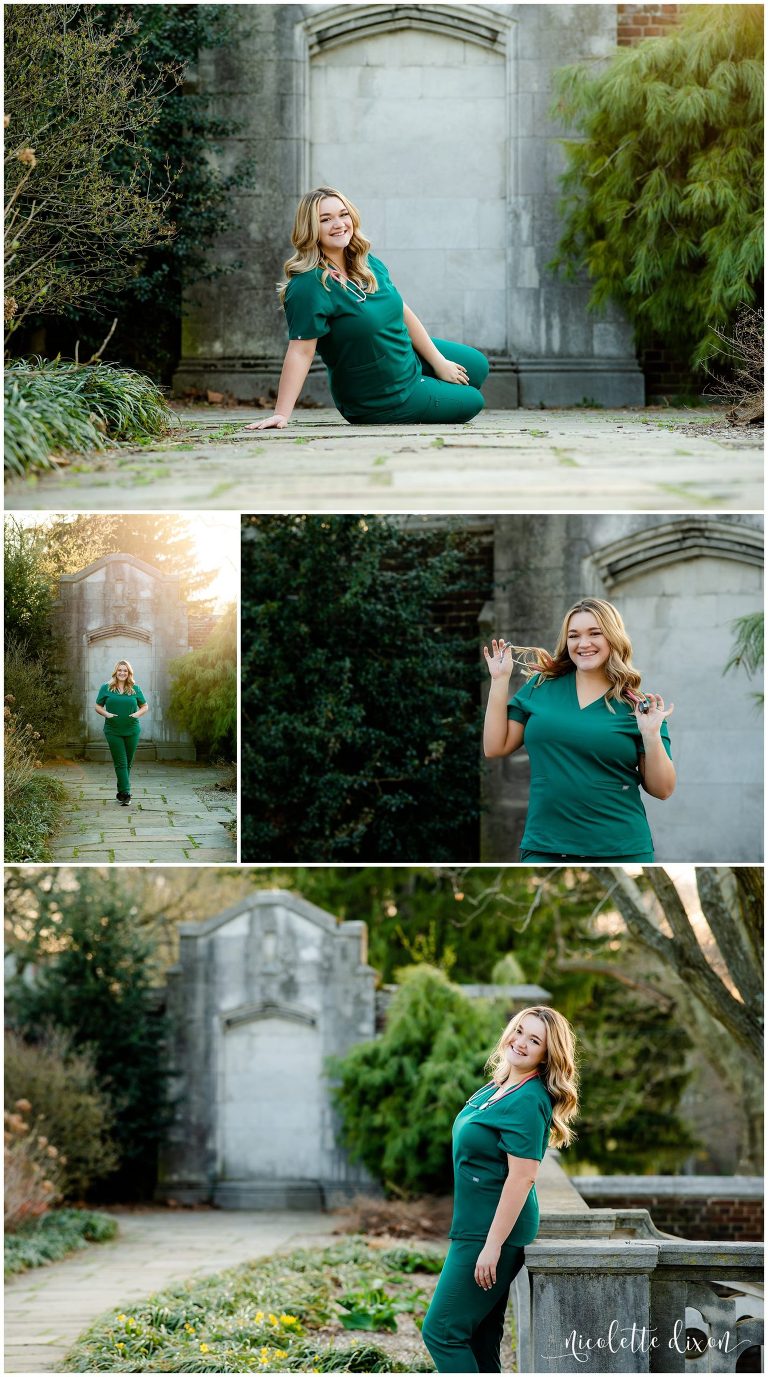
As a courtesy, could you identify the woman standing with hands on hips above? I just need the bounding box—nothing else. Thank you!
[484,597,676,862]
[243,187,488,430]
[421,1006,578,1373]
[94,660,148,806]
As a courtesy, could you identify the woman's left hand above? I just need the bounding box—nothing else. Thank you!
[433,356,470,386]
[129,711,141,718]
[474,1241,501,1290]
[635,693,674,735]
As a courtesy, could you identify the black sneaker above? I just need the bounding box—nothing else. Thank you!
[121,793,131,806]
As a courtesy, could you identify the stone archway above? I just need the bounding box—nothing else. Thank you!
[86,628,155,745]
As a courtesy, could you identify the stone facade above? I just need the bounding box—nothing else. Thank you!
[480,514,764,862]
[156,890,378,1209]
[174,3,644,408]
[53,553,195,761]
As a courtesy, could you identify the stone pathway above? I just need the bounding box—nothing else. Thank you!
[43,760,236,862]
[5,407,762,512]
[4,1208,337,1373]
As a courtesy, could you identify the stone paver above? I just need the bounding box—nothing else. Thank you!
[5,407,762,511]
[4,1208,337,1373]
[43,760,236,862]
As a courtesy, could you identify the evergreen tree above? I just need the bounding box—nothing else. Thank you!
[5,870,170,1200]
[37,513,216,605]
[240,517,485,862]
[552,4,763,364]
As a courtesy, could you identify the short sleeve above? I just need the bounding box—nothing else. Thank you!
[283,272,332,341]
[134,686,146,706]
[498,1097,551,1161]
[637,718,672,759]
[96,684,108,706]
[507,676,537,724]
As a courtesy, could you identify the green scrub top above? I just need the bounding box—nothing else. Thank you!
[507,672,672,858]
[282,253,421,420]
[449,1075,553,1244]
[96,684,146,736]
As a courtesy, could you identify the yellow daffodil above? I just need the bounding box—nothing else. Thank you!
[279,1314,298,1326]
[199,1342,209,1353]
[117,1314,127,1323]
[268,1312,279,1326]
[255,1311,264,1322]
[115,1341,125,1349]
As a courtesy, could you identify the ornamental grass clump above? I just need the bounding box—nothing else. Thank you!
[5,1208,117,1278]
[4,356,176,475]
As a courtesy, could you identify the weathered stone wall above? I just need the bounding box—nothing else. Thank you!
[481,514,764,862]
[157,891,377,1208]
[174,3,644,407]
[52,553,195,760]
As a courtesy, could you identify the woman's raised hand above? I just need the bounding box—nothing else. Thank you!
[635,692,675,734]
[242,413,289,431]
[483,638,515,679]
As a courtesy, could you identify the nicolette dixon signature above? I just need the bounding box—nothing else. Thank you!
[548,1319,750,1363]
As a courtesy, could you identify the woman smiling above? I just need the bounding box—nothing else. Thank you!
[483,597,676,862]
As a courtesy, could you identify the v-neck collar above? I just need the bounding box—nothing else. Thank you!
[471,1072,539,1109]
[570,672,610,712]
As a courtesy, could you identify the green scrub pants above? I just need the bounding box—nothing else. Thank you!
[104,726,140,796]
[421,1239,525,1373]
[348,338,488,425]
[519,848,655,863]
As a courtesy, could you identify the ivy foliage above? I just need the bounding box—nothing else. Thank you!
[167,604,237,759]
[76,4,258,376]
[240,517,485,862]
[551,4,764,364]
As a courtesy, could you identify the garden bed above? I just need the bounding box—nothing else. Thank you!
[62,1237,450,1373]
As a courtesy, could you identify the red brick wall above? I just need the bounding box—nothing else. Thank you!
[583,1191,763,1242]
[617,4,680,45]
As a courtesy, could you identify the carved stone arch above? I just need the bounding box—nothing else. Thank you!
[582,519,764,594]
[87,624,152,645]
[220,1000,317,1031]
[302,3,513,56]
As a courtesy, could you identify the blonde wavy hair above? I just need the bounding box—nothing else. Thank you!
[486,1005,579,1149]
[277,187,378,304]
[509,598,644,712]
[108,660,136,694]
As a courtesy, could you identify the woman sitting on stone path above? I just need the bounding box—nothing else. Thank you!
[484,596,676,862]
[243,186,489,430]
[421,1006,578,1373]
[94,659,149,806]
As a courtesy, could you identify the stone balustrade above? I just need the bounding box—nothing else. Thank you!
[512,1153,764,1373]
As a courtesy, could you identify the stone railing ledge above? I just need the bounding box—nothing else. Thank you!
[656,1239,764,1268]
[525,1239,660,1273]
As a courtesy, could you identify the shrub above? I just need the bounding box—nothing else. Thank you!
[241,516,484,862]
[3,518,55,644]
[4,694,44,798]
[4,636,70,742]
[4,357,176,475]
[4,771,68,863]
[552,4,764,366]
[330,966,503,1196]
[167,605,237,758]
[6,870,170,1200]
[4,1099,64,1231]
[5,1207,118,1278]
[4,1029,119,1199]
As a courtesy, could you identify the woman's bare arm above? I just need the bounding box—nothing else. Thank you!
[243,339,317,430]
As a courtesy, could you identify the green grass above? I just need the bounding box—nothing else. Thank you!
[4,772,68,862]
[4,357,177,476]
[62,1237,442,1373]
[5,1208,118,1278]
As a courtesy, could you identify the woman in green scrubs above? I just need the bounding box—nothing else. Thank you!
[421,1006,578,1373]
[243,187,488,431]
[483,597,676,862]
[94,659,148,805]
